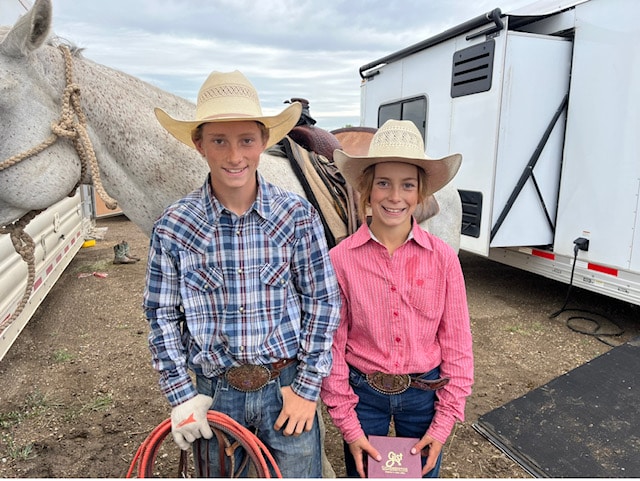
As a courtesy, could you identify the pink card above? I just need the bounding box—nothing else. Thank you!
[367,435,422,478]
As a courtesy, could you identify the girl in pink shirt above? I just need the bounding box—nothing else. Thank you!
[321,120,474,478]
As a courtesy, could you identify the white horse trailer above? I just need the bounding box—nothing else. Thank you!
[359,0,640,306]
[0,191,92,361]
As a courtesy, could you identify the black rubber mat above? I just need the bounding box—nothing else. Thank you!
[473,337,640,478]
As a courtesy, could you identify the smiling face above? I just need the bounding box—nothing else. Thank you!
[193,120,268,211]
[368,162,421,233]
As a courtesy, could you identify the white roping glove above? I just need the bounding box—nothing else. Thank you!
[170,394,214,450]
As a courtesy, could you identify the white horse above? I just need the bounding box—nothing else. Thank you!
[0,0,461,251]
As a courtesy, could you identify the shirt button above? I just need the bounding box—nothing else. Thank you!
[395,337,401,343]
[203,283,209,290]
[239,346,245,351]
[280,279,286,285]
[236,230,241,236]
[237,268,243,274]
[390,286,397,292]
[393,311,398,317]
[238,306,244,313]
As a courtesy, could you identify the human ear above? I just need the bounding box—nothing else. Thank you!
[192,137,205,156]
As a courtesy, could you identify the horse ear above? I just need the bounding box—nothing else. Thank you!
[0,0,52,58]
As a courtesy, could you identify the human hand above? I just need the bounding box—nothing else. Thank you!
[347,435,382,478]
[273,386,316,436]
[170,394,214,450]
[411,434,443,476]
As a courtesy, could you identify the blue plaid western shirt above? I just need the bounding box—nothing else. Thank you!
[143,173,341,407]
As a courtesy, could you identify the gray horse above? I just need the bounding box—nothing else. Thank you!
[0,0,461,251]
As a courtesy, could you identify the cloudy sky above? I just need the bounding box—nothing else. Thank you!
[4,0,535,130]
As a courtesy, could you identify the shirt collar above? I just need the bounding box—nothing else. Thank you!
[252,172,271,220]
[202,172,270,222]
[348,218,434,251]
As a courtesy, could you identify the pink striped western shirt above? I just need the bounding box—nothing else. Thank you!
[321,221,474,444]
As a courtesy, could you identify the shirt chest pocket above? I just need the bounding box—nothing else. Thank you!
[183,267,224,296]
[257,263,291,314]
[407,275,443,319]
[259,262,290,289]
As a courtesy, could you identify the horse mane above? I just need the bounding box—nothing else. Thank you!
[47,35,84,56]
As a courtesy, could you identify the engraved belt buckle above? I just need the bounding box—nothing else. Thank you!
[366,372,411,395]
[225,364,271,392]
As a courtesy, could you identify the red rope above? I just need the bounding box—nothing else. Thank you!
[126,410,282,478]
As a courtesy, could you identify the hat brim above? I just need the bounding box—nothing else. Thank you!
[333,150,462,197]
[154,102,302,150]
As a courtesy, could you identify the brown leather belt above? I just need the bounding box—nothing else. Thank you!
[351,366,449,395]
[225,358,297,392]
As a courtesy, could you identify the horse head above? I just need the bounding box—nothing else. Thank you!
[0,0,210,235]
[0,0,87,226]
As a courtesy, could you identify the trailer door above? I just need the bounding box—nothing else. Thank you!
[452,31,573,256]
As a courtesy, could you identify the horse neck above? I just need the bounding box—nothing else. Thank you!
[70,52,195,133]
[46,45,198,178]
[33,43,206,235]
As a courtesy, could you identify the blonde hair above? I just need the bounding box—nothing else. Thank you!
[356,163,429,223]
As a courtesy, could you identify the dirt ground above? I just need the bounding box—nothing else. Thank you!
[1,215,639,478]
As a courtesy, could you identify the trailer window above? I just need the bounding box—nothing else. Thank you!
[378,96,427,139]
[378,103,401,126]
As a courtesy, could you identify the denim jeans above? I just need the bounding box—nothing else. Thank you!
[344,366,443,478]
[194,361,322,478]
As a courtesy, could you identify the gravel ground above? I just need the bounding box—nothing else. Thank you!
[1,215,638,478]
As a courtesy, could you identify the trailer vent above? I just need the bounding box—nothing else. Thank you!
[459,190,482,238]
[451,40,495,98]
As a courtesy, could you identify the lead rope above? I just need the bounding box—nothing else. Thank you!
[0,45,116,330]
[55,45,117,209]
[0,210,42,332]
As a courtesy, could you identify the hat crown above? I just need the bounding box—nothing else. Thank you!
[368,120,426,159]
[154,70,302,150]
[332,119,462,197]
[195,70,263,120]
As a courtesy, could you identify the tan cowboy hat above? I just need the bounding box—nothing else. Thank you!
[154,70,302,150]
[333,119,462,196]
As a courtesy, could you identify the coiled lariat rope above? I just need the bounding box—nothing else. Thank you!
[0,44,117,330]
[126,410,282,478]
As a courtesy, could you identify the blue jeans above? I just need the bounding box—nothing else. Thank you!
[345,366,443,478]
[194,361,322,478]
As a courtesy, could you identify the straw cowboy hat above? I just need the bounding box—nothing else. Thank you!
[154,70,302,150]
[333,119,462,197]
